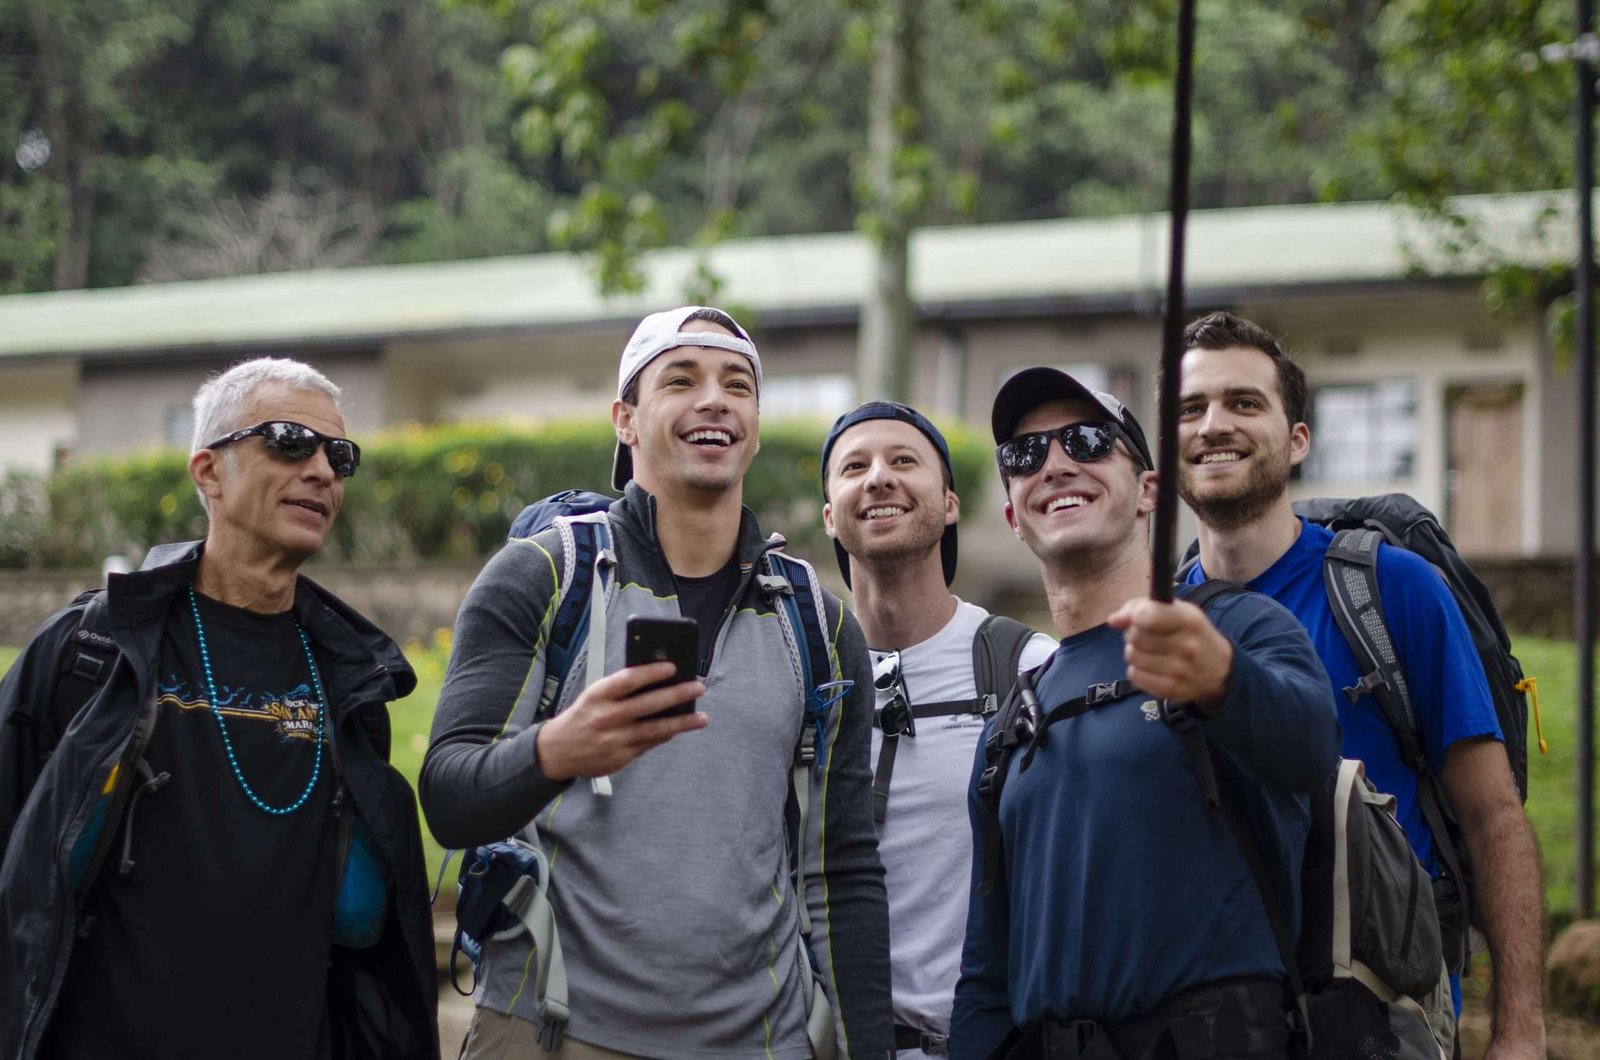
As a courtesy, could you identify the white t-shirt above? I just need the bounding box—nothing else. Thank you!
[869,598,1056,1051]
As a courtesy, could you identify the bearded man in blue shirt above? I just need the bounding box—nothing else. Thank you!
[1175,311,1545,1060]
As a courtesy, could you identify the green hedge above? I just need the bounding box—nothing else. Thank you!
[11,417,995,568]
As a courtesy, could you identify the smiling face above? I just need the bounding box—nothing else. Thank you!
[1002,398,1156,566]
[822,418,956,575]
[1176,345,1309,531]
[190,382,348,564]
[613,319,759,498]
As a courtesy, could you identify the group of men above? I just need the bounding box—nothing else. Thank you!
[0,302,1544,1060]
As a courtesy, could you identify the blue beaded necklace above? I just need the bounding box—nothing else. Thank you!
[187,585,325,815]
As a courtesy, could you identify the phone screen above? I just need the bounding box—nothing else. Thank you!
[625,615,699,718]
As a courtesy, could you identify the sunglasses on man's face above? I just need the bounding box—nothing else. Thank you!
[995,421,1127,479]
[204,420,361,478]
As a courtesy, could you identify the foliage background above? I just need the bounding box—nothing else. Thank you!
[5,0,1582,297]
[4,416,994,568]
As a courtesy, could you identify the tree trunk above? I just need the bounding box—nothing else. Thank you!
[856,0,919,404]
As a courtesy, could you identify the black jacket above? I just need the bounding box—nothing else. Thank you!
[0,542,439,1060]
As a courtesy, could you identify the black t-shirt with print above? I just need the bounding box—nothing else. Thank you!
[676,558,742,674]
[44,591,339,1060]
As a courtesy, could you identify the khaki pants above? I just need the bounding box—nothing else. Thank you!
[459,1007,642,1060]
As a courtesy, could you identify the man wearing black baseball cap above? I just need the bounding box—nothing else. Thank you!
[951,369,1338,1059]
[821,402,1054,1057]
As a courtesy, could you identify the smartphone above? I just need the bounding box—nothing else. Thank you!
[625,615,699,718]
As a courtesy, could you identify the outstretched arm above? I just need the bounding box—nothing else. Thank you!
[1110,594,1339,792]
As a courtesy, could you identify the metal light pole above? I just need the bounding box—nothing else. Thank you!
[1540,0,1598,920]
[1577,0,1597,920]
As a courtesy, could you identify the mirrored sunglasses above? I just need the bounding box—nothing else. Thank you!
[204,420,361,478]
[995,421,1126,479]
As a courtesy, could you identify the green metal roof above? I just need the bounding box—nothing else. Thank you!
[0,191,1573,361]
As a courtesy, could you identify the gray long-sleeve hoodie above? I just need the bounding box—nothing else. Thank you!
[421,484,891,1058]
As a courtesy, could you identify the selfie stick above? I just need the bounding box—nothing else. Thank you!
[1150,0,1198,604]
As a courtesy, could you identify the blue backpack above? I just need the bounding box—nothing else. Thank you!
[448,490,849,1055]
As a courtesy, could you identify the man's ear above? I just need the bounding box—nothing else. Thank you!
[945,489,960,527]
[1136,470,1159,515]
[190,448,224,505]
[1004,499,1020,537]
[1288,421,1311,467]
[612,399,636,446]
[822,501,837,540]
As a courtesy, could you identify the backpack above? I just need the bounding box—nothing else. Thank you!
[871,613,1034,824]
[974,581,1451,1059]
[450,490,848,1056]
[1184,493,1541,973]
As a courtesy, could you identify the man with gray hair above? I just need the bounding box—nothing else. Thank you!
[0,358,439,1059]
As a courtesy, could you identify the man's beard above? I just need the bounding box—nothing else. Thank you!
[1179,447,1292,532]
[835,504,947,571]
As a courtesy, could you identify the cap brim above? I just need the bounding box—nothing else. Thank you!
[991,367,1106,444]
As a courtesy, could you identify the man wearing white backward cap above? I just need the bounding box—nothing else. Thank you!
[423,306,893,1058]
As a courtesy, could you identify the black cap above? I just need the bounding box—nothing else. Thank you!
[990,367,1153,470]
[821,401,958,589]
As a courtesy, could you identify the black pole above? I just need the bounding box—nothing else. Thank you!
[1576,0,1596,921]
[1151,0,1198,604]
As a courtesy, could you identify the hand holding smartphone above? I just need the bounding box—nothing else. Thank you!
[625,616,699,719]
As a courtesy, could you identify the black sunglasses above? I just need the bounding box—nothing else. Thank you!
[995,421,1131,479]
[204,420,361,478]
[874,651,916,738]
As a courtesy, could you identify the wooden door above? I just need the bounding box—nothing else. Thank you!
[1446,384,1523,556]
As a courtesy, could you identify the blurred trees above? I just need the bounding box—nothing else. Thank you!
[0,0,1578,296]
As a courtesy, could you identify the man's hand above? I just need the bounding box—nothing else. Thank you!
[535,662,708,782]
[1107,598,1234,713]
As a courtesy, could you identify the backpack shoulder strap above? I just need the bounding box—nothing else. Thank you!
[51,590,119,738]
[1322,528,1473,966]
[760,549,845,942]
[971,614,1035,715]
[974,662,1048,896]
[1322,529,1426,764]
[535,513,614,721]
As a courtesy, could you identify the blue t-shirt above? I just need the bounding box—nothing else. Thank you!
[1184,519,1501,875]
[950,591,1339,1057]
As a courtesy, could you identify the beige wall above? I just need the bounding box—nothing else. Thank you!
[0,364,75,473]
[5,285,1577,560]
[74,350,385,458]
[1240,291,1541,552]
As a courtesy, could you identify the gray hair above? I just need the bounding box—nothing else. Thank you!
[191,357,342,455]
[190,357,342,509]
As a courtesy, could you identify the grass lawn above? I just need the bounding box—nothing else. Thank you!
[4,635,1599,919]
[1514,637,1597,923]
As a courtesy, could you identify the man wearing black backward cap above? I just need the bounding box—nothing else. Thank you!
[950,369,1338,1059]
[821,402,1055,1057]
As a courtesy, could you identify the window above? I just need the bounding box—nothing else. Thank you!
[1303,380,1417,481]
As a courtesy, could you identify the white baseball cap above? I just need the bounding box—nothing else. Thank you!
[612,305,762,490]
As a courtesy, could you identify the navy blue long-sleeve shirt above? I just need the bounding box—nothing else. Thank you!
[949,590,1339,1057]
